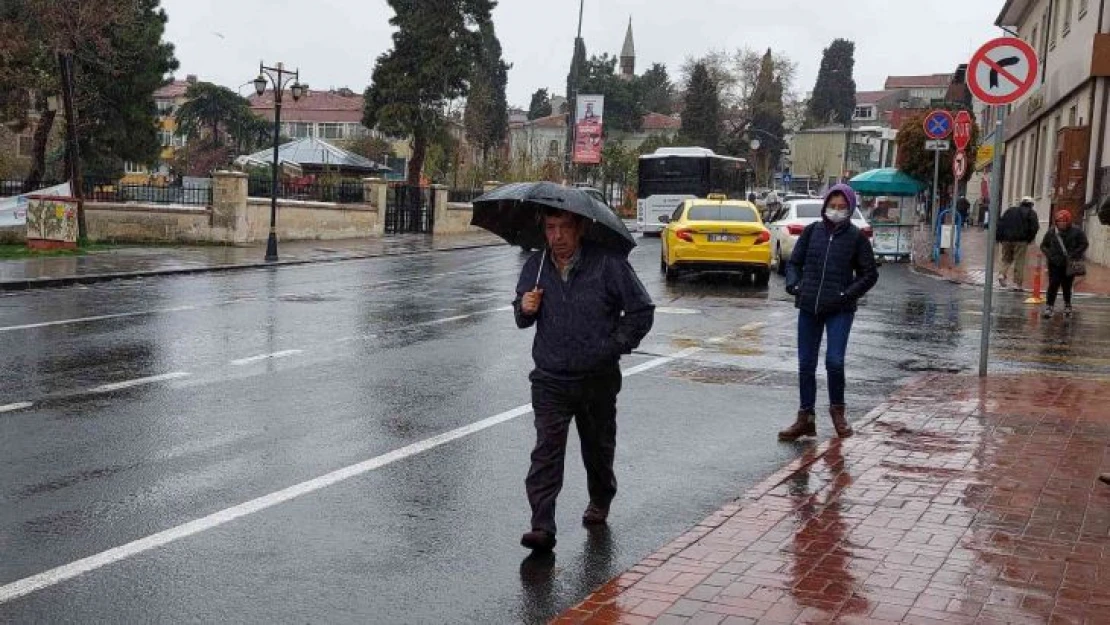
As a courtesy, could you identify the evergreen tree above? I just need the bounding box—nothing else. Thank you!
[364,0,495,184]
[175,82,249,146]
[639,63,674,114]
[748,49,787,181]
[527,89,553,120]
[464,20,510,160]
[578,54,645,134]
[807,38,856,127]
[680,63,720,150]
[0,0,178,183]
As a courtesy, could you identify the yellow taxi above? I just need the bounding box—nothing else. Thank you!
[659,195,773,285]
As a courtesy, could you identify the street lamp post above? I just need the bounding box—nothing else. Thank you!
[254,61,304,262]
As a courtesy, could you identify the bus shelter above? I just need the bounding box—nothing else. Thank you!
[849,169,925,262]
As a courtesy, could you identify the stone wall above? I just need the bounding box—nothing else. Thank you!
[1086,213,1110,266]
[242,198,378,242]
[87,204,212,243]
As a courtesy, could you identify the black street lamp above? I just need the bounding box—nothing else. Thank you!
[254,61,304,262]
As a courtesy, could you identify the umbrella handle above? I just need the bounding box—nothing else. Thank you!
[535,248,546,289]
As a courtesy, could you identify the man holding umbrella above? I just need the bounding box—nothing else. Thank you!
[478,183,653,552]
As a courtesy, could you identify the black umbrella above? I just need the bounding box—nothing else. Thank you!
[470,182,636,256]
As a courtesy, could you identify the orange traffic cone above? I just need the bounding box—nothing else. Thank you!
[1025,254,1045,305]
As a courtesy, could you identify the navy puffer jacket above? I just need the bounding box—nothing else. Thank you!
[785,184,879,315]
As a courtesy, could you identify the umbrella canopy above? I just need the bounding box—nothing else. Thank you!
[849,168,926,197]
[471,182,636,255]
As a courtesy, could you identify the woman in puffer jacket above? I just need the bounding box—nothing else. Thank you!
[780,184,878,441]
[1039,210,1089,319]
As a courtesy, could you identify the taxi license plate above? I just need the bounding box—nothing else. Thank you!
[708,234,739,242]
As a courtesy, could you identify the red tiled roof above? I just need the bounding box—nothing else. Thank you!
[249,90,365,124]
[884,74,952,89]
[530,114,567,129]
[642,112,680,131]
[154,80,192,100]
[854,90,896,106]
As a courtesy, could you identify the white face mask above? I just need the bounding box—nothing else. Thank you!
[826,208,849,223]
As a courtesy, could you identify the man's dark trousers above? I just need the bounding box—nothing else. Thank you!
[526,368,622,535]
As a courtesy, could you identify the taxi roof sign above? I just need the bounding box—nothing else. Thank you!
[706,193,728,201]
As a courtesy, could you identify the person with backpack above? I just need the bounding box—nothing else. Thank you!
[995,196,1040,290]
[780,184,879,441]
[1039,210,1089,319]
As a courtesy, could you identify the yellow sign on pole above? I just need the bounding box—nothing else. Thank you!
[976,144,995,167]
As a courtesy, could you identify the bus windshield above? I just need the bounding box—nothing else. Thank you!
[637,157,706,197]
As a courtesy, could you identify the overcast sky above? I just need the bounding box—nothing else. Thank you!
[161,0,1004,106]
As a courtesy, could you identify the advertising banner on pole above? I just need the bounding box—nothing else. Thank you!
[572,94,604,165]
[0,182,71,227]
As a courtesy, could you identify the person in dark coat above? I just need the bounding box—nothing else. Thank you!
[513,207,654,551]
[781,184,879,441]
[956,196,971,228]
[995,196,1040,290]
[1039,210,1089,318]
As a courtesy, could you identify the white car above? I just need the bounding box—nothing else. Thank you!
[769,200,872,274]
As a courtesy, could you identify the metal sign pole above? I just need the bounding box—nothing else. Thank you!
[931,147,941,227]
[979,105,1006,377]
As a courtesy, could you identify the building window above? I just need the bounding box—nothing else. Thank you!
[346,124,369,139]
[286,122,311,138]
[124,161,146,174]
[1062,0,1072,35]
[1080,0,1088,18]
[547,140,559,158]
[155,100,175,117]
[1069,105,1078,126]
[159,131,175,147]
[853,106,875,120]
[17,135,34,157]
[318,123,343,140]
[1031,26,1039,56]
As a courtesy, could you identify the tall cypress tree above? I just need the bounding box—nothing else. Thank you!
[527,89,553,120]
[807,39,857,127]
[364,0,496,184]
[749,49,786,179]
[681,63,720,150]
[464,20,510,160]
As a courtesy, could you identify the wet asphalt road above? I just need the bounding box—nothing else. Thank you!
[2,237,1109,624]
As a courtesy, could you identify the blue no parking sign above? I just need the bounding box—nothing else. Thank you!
[923,110,954,140]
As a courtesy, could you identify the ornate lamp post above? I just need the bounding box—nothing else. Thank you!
[254,62,304,262]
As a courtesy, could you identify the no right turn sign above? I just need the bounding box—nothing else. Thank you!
[968,37,1039,106]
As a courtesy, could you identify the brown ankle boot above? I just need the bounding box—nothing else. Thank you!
[830,405,853,438]
[778,409,816,441]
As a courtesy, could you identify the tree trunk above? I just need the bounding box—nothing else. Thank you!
[24,109,57,192]
[58,52,86,242]
[408,131,427,186]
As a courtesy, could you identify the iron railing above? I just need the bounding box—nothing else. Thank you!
[1,179,211,206]
[247,178,365,204]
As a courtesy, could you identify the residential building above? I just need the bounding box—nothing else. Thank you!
[789,126,898,190]
[884,74,954,104]
[994,0,1110,265]
[249,88,371,145]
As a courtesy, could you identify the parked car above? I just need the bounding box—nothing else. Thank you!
[659,195,773,286]
[768,199,872,274]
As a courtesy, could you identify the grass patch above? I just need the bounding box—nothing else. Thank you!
[0,243,117,259]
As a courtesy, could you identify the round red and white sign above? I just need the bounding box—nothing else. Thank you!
[968,37,1039,106]
[953,151,968,180]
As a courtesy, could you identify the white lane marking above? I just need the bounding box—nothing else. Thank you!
[0,306,199,333]
[0,345,701,605]
[656,307,701,315]
[89,372,191,393]
[0,402,33,414]
[339,305,514,341]
[230,350,304,367]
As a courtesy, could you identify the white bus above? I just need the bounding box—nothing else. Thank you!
[636,147,751,235]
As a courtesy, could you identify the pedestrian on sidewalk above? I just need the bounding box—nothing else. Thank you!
[513,207,655,552]
[1039,210,1089,319]
[995,196,1040,290]
[956,196,971,229]
[781,184,879,441]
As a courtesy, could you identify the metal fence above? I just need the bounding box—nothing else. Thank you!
[247,178,365,204]
[1,179,211,206]
[447,188,484,204]
[385,185,432,234]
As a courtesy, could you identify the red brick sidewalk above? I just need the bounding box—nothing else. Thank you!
[554,373,1110,624]
[913,227,1110,297]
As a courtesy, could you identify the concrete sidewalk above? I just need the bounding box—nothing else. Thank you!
[0,232,504,290]
[914,227,1110,298]
[554,372,1110,624]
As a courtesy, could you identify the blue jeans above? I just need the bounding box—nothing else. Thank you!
[797,310,855,411]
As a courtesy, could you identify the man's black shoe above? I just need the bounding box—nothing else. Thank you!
[582,502,609,525]
[520,529,556,551]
